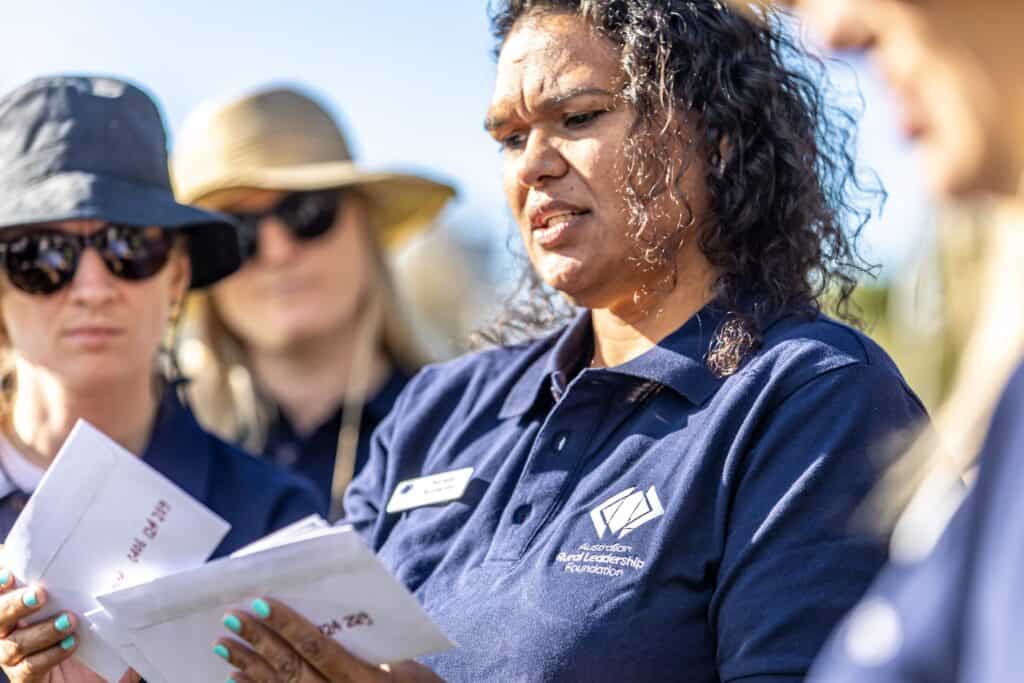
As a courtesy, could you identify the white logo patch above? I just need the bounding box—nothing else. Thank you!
[590,486,664,540]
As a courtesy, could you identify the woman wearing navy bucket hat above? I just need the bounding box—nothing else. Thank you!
[0,75,323,682]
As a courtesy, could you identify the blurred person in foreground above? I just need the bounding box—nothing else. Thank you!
[172,86,455,518]
[207,2,927,681]
[758,0,1024,680]
[0,76,323,682]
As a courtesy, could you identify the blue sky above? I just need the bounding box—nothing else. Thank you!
[0,1,931,279]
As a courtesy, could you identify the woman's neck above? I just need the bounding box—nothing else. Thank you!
[7,361,160,468]
[248,326,391,435]
[590,250,718,369]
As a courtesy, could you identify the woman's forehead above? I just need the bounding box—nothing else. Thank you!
[488,13,621,118]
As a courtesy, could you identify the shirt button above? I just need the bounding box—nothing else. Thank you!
[274,444,300,467]
[512,504,532,524]
[553,432,570,453]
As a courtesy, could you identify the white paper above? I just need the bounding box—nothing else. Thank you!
[3,420,231,680]
[228,513,332,558]
[91,527,453,683]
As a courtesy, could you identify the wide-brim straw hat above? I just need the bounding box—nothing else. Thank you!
[0,75,242,289]
[171,86,456,246]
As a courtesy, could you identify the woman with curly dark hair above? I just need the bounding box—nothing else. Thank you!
[213,2,927,681]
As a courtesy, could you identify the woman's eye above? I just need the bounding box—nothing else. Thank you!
[499,132,527,152]
[564,111,603,128]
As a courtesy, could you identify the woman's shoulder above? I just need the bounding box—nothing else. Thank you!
[401,330,562,398]
[205,432,321,497]
[742,312,921,407]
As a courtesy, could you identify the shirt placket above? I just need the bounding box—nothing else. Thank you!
[487,371,620,564]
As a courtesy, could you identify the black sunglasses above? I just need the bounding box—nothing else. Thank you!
[228,190,342,259]
[0,224,175,296]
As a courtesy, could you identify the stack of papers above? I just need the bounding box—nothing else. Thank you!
[3,421,452,682]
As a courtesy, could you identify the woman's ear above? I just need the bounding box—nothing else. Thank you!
[168,245,192,310]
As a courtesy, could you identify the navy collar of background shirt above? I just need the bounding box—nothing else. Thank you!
[138,387,213,504]
[499,303,736,418]
[268,368,410,445]
[0,387,212,504]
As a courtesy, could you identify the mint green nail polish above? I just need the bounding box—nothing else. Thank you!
[55,614,71,632]
[60,636,75,651]
[213,644,230,661]
[251,598,271,619]
[0,569,10,586]
[227,679,237,683]
[223,614,241,633]
[22,591,38,607]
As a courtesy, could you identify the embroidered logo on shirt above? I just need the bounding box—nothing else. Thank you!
[590,486,664,540]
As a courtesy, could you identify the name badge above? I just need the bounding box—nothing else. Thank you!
[386,467,475,514]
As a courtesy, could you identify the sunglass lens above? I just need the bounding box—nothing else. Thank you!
[3,233,77,295]
[278,191,339,240]
[99,226,174,279]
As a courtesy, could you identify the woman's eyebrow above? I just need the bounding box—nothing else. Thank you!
[485,87,616,132]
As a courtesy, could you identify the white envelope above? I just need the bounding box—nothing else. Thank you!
[91,527,453,683]
[3,420,231,680]
[228,513,332,558]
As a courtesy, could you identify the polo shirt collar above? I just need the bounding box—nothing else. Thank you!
[499,311,592,419]
[499,304,729,418]
[614,305,726,406]
[141,386,213,503]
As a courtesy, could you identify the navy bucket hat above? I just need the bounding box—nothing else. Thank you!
[0,75,242,288]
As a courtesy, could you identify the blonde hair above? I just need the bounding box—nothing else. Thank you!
[179,227,428,453]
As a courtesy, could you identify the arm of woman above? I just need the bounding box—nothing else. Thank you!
[712,363,926,682]
[214,598,442,683]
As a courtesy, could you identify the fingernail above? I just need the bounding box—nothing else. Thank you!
[223,614,241,633]
[22,591,38,607]
[0,569,10,586]
[213,644,230,661]
[227,679,237,683]
[251,598,271,619]
[54,614,71,632]
[60,636,75,651]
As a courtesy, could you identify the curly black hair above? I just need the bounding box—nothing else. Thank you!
[477,0,881,376]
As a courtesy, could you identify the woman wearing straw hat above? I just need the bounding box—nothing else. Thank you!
[172,86,455,520]
[0,75,323,683]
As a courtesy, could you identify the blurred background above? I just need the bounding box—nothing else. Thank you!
[1,0,989,412]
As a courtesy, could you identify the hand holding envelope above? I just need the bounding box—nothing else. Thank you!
[1,420,452,683]
[88,525,452,683]
[1,420,231,681]
[216,596,445,683]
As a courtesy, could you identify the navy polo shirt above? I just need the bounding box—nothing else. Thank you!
[345,306,927,682]
[0,389,326,558]
[263,369,409,505]
[808,361,1024,683]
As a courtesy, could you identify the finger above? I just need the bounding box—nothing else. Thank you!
[228,672,259,683]
[250,598,380,682]
[0,612,77,667]
[214,636,281,683]
[223,610,318,682]
[0,587,46,638]
[224,610,307,679]
[0,568,14,594]
[117,669,143,683]
[3,632,77,682]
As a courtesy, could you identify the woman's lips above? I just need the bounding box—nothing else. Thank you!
[532,211,590,248]
[61,326,123,348]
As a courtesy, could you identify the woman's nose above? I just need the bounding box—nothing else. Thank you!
[255,218,302,265]
[515,132,569,189]
[68,248,116,305]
